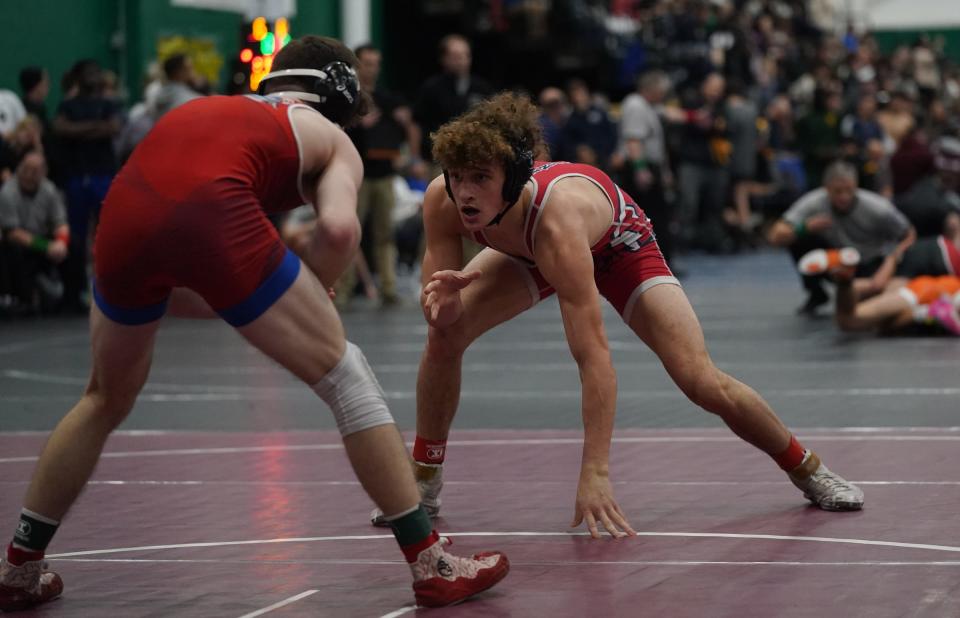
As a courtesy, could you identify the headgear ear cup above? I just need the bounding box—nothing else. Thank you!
[257,61,359,126]
[501,142,534,204]
[312,61,359,126]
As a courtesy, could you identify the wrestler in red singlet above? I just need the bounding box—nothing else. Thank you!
[469,160,676,317]
[93,94,311,325]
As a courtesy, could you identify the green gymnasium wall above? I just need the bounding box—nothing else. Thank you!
[0,0,345,116]
[873,29,960,63]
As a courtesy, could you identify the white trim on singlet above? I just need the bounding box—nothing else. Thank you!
[612,185,628,238]
[285,103,315,205]
[621,275,682,321]
[521,176,539,242]
[529,173,615,254]
[938,236,956,276]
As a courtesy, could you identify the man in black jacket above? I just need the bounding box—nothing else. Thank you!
[414,35,494,172]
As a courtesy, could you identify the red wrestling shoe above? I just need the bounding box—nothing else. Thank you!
[0,555,63,612]
[410,537,509,608]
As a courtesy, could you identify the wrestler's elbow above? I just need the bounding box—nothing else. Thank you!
[316,214,361,254]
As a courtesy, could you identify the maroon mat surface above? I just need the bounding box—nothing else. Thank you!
[2,428,958,617]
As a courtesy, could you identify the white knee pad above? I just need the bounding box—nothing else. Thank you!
[311,342,395,436]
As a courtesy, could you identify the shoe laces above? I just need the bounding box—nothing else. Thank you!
[810,468,854,493]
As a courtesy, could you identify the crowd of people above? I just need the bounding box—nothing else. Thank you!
[2,1,959,610]
[1,0,959,336]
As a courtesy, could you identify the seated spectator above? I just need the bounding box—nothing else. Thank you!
[0,151,68,313]
[767,160,916,314]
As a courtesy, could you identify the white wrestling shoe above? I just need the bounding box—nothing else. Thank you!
[788,451,864,511]
[371,462,444,526]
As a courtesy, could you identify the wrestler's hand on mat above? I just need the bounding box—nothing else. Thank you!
[572,469,637,539]
[422,269,481,328]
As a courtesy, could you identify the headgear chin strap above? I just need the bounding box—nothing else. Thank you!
[443,139,535,227]
[257,61,359,126]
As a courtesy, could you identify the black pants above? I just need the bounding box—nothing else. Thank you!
[620,164,675,264]
[0,241,57,304]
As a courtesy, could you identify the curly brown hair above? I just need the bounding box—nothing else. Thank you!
[431,91,546,170]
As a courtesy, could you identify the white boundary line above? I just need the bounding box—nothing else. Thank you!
[1,479,957,487]
[3,434,960,464]
[50,557,960,567]
[4,370,960,400]
[379,605,418,618]
[45,530,960,559]
[236,589,318,618]
[4,387,960,402]
[3,426,960,436]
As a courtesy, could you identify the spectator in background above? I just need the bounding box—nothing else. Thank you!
[537,86,569,161]
[923,99,958,142]
[666,72,731,253]
[795,87,842,189]
[18,67,50,135]
[153,54,202,120]
[859,138,892,198]
[876,90,915,147]
[724,78,760,245]
[840,93,884,152]
[562,79,617,170]
[895,136,960,238]
[117,63,165,162]
[890,127,934,196]
[0,151,69,313]
[337,43,425,307]
[17,67,56,179]
[53,59,122,313]
[414,35,494,173]
[767,161,915,315]
[617,70,675,263]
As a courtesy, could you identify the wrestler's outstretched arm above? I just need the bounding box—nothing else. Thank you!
[533,192,637,540]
